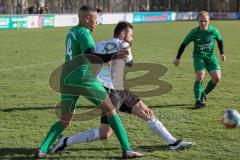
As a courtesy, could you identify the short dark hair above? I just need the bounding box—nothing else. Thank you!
[79,5,97,13]
[114,21,133,38]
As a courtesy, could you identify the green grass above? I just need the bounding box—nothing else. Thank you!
[0,21,240,159]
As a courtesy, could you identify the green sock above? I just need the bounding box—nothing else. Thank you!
[40,121,65,153]
[107,113,131,151]
[204,80,216,95]
[194,81,202,101]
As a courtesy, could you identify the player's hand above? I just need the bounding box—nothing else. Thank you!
[119,48,129,55]
[220,54,226,61]
[173,58,180,66]
[113,49,129,59]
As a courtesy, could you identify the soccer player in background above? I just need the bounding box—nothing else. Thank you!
[33,6,143,159]
[50,21,194,155]
[173,11,225,108]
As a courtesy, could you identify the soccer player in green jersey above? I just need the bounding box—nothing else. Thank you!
[173,11,226,108]
[33,6,143,159]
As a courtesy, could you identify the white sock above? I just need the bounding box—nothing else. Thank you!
[66,128,100,146]
[147,118,176,144]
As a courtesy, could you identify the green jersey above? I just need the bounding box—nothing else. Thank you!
[65,24,95,61]
[183,25,222,57]
[61,24,107,107]
[63,24,96,83]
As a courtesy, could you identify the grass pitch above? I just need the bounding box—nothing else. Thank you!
[0,21,240,159]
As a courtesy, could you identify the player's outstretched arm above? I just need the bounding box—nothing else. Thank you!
[85,48,129,63]
[112,48,129,60]
[217,39,226,61]
[173,43,186,66]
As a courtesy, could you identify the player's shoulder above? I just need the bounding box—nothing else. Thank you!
[189,27,199,34]
[208,25,217,29]
[121,41,131,49]
[111,38,130,49]
[96,40,108,50]
[70,25,91,37]
[114,39,131,49]
[96,38,117,47]
[184,27,199,37]
[96,38,122,54]
[105,38,123,48]
[208,25,220,33]
[110,38,122,44]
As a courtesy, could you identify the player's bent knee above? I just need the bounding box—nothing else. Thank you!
[144,109,156,121]
[132,102,156,121]
[195,71,205,82]
[212,76,221,84]
[100,97,117,117]
[195,77,204,82]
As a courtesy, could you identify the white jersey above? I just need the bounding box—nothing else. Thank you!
[95,38,133,90]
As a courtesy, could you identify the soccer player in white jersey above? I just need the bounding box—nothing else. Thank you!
[51,21,195,154]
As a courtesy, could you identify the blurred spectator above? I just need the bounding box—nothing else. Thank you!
[33,3,39,14]
[27,6,34,14]
[97,7,103,13]
[38,6,44,14]
[1,0,240,14]
[96,5,103,25]
[44,4,48,13]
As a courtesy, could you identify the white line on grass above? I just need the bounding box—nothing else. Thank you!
[0,59,238,72]
[0,60,63,72]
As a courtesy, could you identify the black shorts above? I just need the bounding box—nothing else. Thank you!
[101,87,141,124]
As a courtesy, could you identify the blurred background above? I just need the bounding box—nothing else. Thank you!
[0,0,240,15]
